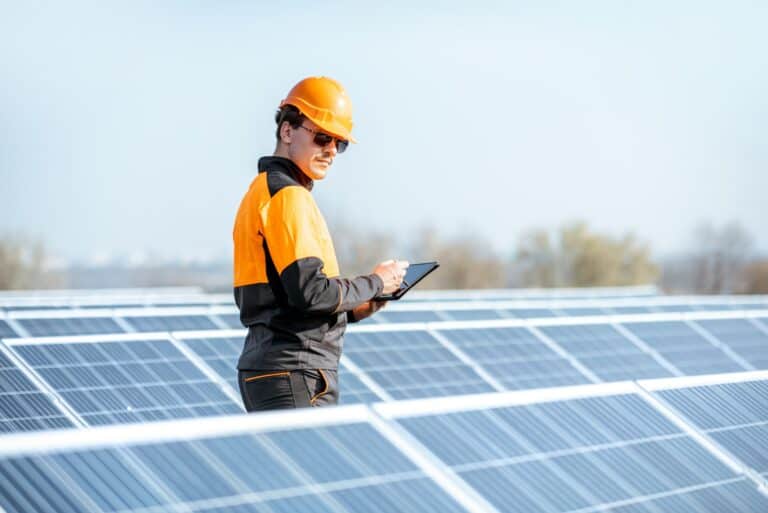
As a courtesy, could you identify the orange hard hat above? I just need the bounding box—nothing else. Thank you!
[279,76,357,143]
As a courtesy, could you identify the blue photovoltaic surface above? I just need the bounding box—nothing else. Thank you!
[12,339,242,426]
[16,317,125,337]
[122,315,219,332]
[436,327,591,390]
[180,336,243,392]
[397,393,768,513]
[0,422,471,513]
[0,320,17,338]
[0,350,74,433]
[657,379,768,478]
[621,321,746,375]
[179,336,380,405]
[604,306,657,315]
[376,311,444,323]
[502,308,557,318]
[443,309,505,321]
[539,324,674,381]
[217,313,244,329]
[694,319,768,369]
[555,307,608,317]
[343,330,495,399]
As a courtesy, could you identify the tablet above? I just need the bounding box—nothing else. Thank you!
[375,261,439,301]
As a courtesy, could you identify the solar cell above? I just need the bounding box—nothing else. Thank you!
[694,319,768,369]
[655,378,768,478]
[502,308,557,318]
[9,336,242,426]
[622,321,746,375]
[16,317,124,337]
[443,309,504,321]
[436,327,591,389]
[0,349,75,432]
[343,330,496,399]
[122,314,219,332]
[376,311,445,323]
[539,324,674,381]
[0,320,18,338]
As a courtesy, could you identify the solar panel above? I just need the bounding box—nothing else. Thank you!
[0,409,477,513]
[178,335,243,392]
[443,309,505,321]
[122,314,219,332]
[7,336,242,426]
[694,319,768,369]
[383,385,768,513]
[0,320,18,338]
[343,330,496,399]
[376,311,445,323]
[0,348,75,433]
[16,317,125,337]
[539,324,675,381]
[217,313,244,329]
[653,377,768,479]
[502,308,557,318]
[622,321,747,375]
[555,307,608,316]
[436,327,590,390]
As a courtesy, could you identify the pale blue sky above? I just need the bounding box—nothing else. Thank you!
[2,1,766,263]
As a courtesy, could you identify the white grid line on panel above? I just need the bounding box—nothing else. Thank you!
[611,322,684,377]
[367,410,502,513]
[427,329,506,392]
[686,320,756,371]
[527,326,602,384]
[338,356,394,402]
[169,336,244,409]
[634,383,762,484]
[0,342,87,429]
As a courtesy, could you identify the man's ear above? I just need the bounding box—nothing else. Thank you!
[279,121,293,144]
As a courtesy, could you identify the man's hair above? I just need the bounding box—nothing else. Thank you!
[275,105,306,142]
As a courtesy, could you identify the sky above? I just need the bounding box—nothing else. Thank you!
[1,1,766,265]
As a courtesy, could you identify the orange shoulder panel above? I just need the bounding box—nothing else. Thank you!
[262,185,340,277]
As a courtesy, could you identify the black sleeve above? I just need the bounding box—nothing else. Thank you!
[280,257,383,315]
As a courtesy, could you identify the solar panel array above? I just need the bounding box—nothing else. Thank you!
[0,374,766,513]
[1,287,767,510]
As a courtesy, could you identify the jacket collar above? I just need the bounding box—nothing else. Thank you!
[258,156,314,191]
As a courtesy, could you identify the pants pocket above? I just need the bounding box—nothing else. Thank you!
[239,371,295,411]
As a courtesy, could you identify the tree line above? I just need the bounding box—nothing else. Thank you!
[1,220,767,293]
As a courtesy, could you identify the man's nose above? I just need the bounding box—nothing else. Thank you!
[325,141,338,156]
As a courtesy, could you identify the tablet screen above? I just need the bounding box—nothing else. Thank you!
[376,261,439,301]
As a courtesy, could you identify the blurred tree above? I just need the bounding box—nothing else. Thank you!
[409,226,506,289]
[688,221,753,294]
[0,235,61,289]
[328,221,395,277]
[514,222,658,287]
[740,259,768,293]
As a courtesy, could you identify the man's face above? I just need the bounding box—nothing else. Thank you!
[284,119,339,180]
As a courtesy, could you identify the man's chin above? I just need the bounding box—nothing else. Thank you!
[306,166,327,180]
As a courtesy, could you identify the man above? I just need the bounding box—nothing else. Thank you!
[233,76,408,411]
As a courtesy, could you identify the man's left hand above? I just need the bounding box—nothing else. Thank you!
[351,300,387,322]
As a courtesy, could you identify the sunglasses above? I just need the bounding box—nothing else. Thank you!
[298,125,349,153]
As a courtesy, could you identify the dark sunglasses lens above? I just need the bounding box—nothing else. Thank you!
[313,133,333,147]
[336,139,348,153]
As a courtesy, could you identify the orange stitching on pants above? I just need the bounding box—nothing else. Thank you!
[310,369,329,405]
[243,371,290,383]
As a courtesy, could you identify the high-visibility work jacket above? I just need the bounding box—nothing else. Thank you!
[233,156,383,370]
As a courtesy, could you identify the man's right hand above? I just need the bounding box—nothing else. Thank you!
[373,260,410,294]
